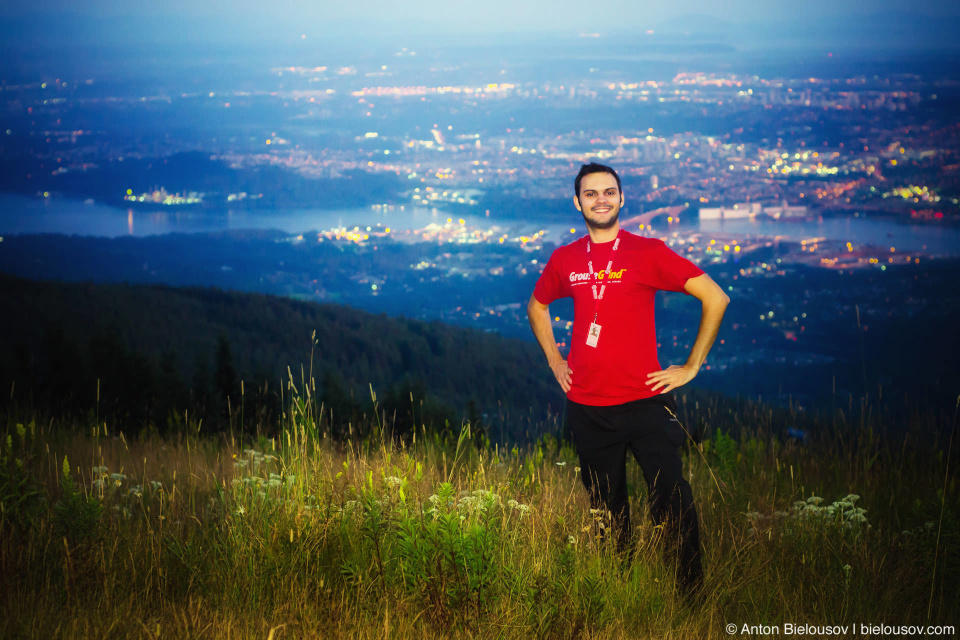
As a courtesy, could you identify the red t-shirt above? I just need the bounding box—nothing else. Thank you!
[533,230,704,406]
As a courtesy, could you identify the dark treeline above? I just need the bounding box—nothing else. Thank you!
[0,275,560,441]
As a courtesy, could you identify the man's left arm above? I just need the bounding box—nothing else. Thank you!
[646,273,730,394]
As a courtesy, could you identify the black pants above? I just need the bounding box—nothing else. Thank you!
[568,394,703,593]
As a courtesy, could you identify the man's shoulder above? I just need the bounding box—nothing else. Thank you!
[620,230,667,252]
[620,230,661,245]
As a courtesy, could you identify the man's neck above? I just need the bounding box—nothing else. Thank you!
[587,222,621,244]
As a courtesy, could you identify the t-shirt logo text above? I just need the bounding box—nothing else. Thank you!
[597,269,627,280]
[569,269,627,283]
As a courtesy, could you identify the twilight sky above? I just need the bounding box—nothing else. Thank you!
[3,0,959,31]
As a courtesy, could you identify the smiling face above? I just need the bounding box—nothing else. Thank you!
[574,171,624,232]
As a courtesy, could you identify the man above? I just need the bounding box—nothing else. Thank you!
[527,162,729,597]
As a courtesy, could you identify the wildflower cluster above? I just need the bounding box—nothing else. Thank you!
[587,507,610,532]
[420,484,526,521]
[745,494,870,539]
[792,494,870,531]
[456,489,502,515]
[230,449,301,514]
[506,499,532,515]
[87,465,162,519]
[232,471,295,499]
[233,448,278,469]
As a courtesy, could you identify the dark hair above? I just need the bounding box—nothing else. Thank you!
[574,162,622,199]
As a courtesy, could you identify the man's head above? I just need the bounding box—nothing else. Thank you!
[574,162,621,201]
[573,163,624,232]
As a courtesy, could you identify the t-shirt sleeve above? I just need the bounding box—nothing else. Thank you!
[533,251,567,304]
[649,239,705,294]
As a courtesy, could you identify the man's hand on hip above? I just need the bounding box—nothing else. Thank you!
[645,364,697,394]
[550,359,573,393]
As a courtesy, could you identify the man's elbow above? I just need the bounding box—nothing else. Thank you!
[527,294,545,319]
[705,285,730,310]
[716,291,731,310]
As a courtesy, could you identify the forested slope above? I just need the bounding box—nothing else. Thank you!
[0,275,559,435]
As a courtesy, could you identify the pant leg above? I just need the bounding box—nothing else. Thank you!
[567,400,631,552]
[627,398,704,593]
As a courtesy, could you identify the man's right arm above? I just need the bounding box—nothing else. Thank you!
[527,294,573,393]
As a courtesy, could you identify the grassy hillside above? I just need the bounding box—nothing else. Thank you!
[1,385,957,638]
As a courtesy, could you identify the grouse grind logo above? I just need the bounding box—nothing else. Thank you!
[568,269,628,285]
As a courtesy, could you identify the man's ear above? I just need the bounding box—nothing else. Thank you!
[573,195,582,212]
[620,193,625,207]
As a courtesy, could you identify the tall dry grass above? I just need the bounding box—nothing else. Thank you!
[1,388,957,639]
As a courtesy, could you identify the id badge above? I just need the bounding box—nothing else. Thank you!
[586,322,601,347]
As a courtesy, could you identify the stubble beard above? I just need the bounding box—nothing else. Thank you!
[582,208,620,231]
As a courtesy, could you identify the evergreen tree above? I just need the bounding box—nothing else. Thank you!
[213,334,238,424]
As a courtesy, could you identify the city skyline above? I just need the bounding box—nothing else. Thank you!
[1,0,958,408]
